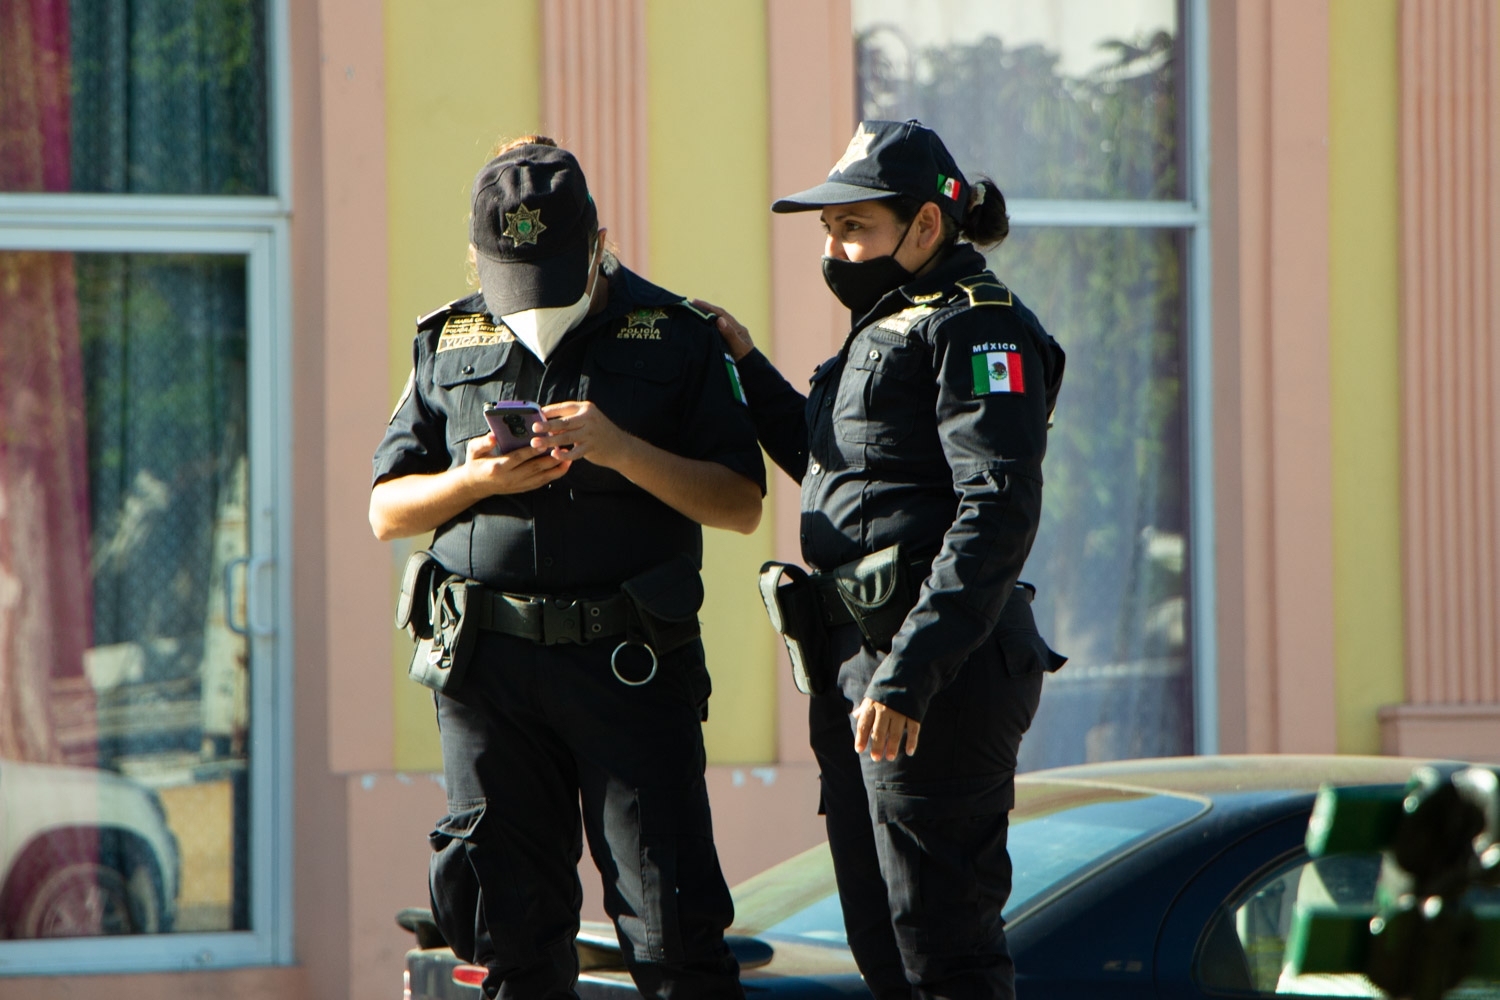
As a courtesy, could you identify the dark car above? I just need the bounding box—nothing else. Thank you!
[403,755,1500,999]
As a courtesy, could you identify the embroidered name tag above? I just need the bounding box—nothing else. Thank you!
[437,314,513,351]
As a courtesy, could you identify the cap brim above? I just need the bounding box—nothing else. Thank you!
[475,235,590,318]
[771,180,900,214]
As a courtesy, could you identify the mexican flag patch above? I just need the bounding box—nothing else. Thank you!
[724,353,747,404]
[972,349,1024,396]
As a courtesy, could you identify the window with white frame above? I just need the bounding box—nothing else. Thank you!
[0,0,292,973]
[853,0,1214,764]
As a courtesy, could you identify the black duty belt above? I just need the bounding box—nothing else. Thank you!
[468,589,630,645]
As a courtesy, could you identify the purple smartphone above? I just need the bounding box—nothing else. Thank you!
[483,401,545,455]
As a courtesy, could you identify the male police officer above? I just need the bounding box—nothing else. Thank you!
[370,138,764,1000]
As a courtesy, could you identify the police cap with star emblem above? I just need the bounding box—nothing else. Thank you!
[470,143,600,319]
[771,119,969,222]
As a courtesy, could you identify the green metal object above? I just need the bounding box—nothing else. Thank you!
[1287,766,1500,999]
[1306,784,1406,857]
[1285,903,1371,973]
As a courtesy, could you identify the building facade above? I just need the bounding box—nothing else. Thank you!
[0,1,1496,997]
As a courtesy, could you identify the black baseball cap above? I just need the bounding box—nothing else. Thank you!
[470,144,599,318]
[772,119,969,221]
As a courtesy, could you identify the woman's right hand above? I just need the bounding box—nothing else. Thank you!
[463,434,572,496]
[691,298,755,362]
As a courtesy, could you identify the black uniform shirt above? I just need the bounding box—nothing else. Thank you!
[737,244,1065,720]
[373,259,766,595]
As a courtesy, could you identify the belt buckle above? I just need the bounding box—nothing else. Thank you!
[542,596,582,645]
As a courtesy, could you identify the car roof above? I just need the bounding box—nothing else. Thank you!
[1019,754,1458,799]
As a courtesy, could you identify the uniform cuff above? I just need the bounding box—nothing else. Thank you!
[863,666,933,725]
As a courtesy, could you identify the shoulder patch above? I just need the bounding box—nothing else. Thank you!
[954,274,1013,308]
[389,369,414,424]
[875,304,936,336]
[677,298,717,323]
[970,343,1026,396]
[436,312,514,352]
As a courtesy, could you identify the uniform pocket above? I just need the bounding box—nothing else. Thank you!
[666,640,713,719]
[427,799,487,963]
[435,345,515,445]
[594,343,684,383]
[995,629,1054,677]
[871,774,1015,823]
[836,332,926,446]
[590,342,688,442]
[992,588,1067,676]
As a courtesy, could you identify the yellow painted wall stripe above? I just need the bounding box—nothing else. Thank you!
[385,0,542,771]
[1328,0,1405,754]
[646,0,777,763]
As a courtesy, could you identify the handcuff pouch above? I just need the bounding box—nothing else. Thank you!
[407,577,480,693]
[757,562,831,695]
[619,554,704,657]
[395,549,441,642]
[832,542,913,653]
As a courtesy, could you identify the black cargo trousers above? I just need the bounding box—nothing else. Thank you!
[429,630,744,1000]
[811,623,1044,1000]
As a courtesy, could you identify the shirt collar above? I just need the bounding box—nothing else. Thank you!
[854,243,992,327]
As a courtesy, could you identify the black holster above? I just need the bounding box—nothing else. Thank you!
[757,562,833,695]
[759,543,916,696]
[828,543,914,653]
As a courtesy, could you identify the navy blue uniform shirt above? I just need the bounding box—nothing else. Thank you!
[373,258,766,594]
[736,243,1065,721]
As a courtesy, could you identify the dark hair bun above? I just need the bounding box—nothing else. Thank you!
[961,179,1009,248]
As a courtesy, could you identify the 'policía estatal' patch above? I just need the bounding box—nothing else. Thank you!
[971,343,1025,396]
[617,308,668,340]
[437,313,514,352]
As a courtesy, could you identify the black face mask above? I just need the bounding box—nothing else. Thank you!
[821,222,914,317]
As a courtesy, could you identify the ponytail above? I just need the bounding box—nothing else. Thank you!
[882,178,1010,250]
[960,178,1009,248]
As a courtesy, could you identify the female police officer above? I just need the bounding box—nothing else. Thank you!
[705,120,1065,1000]
[371,138,763,1000]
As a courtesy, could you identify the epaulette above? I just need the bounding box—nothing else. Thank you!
[676,298,718,323]
[953,274,1013,308]
[415,297,473,330]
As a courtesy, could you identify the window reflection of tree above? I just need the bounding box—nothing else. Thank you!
[855,24,1193,765]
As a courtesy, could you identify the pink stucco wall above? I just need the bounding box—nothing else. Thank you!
[1211,0,1340,754]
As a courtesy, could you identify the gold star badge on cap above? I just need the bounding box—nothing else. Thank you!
[502,204,546,246]
[831,125,876,176]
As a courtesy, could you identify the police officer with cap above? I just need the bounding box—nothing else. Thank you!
[370,136,764,1000]
[702,120,1065,1000]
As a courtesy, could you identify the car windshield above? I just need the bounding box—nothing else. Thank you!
[737,781,1208,946]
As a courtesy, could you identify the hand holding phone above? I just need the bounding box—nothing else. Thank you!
[483,401,545,455]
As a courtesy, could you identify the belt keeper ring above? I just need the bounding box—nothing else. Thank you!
[611,641,658,686]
